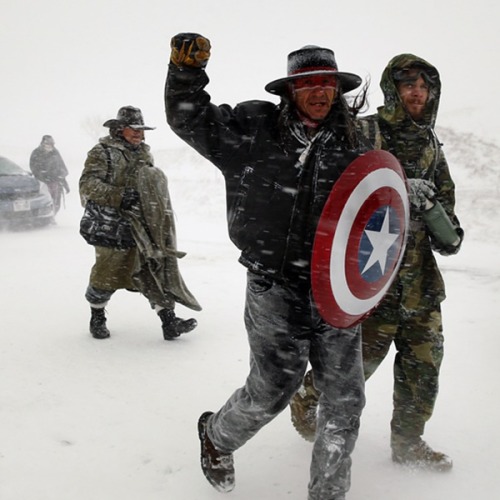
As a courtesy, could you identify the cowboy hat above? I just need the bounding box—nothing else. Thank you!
[103,106,155,130]
[265,45,361,95]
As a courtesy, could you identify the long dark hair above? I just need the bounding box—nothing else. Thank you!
[347,77,370,117]
[326,79,370,148]
[342,78,370,146]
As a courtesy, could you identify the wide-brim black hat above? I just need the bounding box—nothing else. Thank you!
[103,105,155,130]
[265,45,362,95]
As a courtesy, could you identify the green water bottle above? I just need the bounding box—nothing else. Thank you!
[422,200,460,247]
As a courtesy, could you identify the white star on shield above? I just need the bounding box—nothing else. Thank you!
[361,207,399,275]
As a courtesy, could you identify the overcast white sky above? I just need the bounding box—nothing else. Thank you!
[1,0,498,167]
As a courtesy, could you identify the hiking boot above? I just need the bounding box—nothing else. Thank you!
[158,309,197,340]
[289,369,320,442]
[198,411,235,493]
[90,307,110,339]
[391,436,453,471]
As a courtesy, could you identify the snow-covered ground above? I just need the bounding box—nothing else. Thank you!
[1,130,499,499]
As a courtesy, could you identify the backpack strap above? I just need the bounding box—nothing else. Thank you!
[100,144,113,182]
[422,128,441,181]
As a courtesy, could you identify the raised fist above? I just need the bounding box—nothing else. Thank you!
[170,32,211,68]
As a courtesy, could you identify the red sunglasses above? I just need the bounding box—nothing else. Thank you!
[292,74,337,90]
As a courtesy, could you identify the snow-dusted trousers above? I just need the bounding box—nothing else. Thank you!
[207,271,365,500]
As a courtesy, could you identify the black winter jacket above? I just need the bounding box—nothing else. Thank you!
[165,65,365,285]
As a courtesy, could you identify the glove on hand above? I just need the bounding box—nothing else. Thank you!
[120,188,140,210]
[170,32,211,68]
[407,178,436,211]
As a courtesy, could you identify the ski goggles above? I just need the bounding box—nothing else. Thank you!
[392,66,438,87]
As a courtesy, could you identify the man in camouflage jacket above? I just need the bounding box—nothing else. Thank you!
[80,106,200,341]
[290,54,464,472]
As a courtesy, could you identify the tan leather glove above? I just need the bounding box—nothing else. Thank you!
[170,33,211,68]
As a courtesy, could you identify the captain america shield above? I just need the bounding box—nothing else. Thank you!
[311,150,409,328]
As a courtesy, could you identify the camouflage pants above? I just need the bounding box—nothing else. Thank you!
[207,271,365,500]
[362,294,444,439]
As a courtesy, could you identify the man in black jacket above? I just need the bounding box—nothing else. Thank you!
[166,34,367,500]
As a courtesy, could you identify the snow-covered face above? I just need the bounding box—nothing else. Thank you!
[291,74,337,122]
[122,127,145,146]
[397,74,429,121]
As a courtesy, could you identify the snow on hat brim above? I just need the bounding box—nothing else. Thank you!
[102,119,155,130]
[265,70,362,95]
[103,106,155,130]
[265,45,362,95]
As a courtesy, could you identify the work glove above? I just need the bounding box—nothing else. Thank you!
[407,178,436,211]
[170,32,211,68]
[120,188,140,210]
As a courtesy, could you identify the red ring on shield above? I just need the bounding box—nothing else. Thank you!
[312,150,409,328]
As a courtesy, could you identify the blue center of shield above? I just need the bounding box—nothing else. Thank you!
[358,205,400,282]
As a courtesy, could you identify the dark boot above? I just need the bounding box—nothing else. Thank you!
[198,411,235,492]
[158,309,197,340]
[90,307,110,339]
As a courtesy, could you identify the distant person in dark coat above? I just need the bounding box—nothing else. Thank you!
[30,135,69,213]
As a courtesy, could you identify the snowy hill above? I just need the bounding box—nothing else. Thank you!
[436,126,500,244]
[0,128,499,500]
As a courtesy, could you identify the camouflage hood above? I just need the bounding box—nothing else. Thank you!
[378,53,441,129]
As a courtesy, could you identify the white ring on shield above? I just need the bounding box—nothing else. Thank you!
[329,168,409,316]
